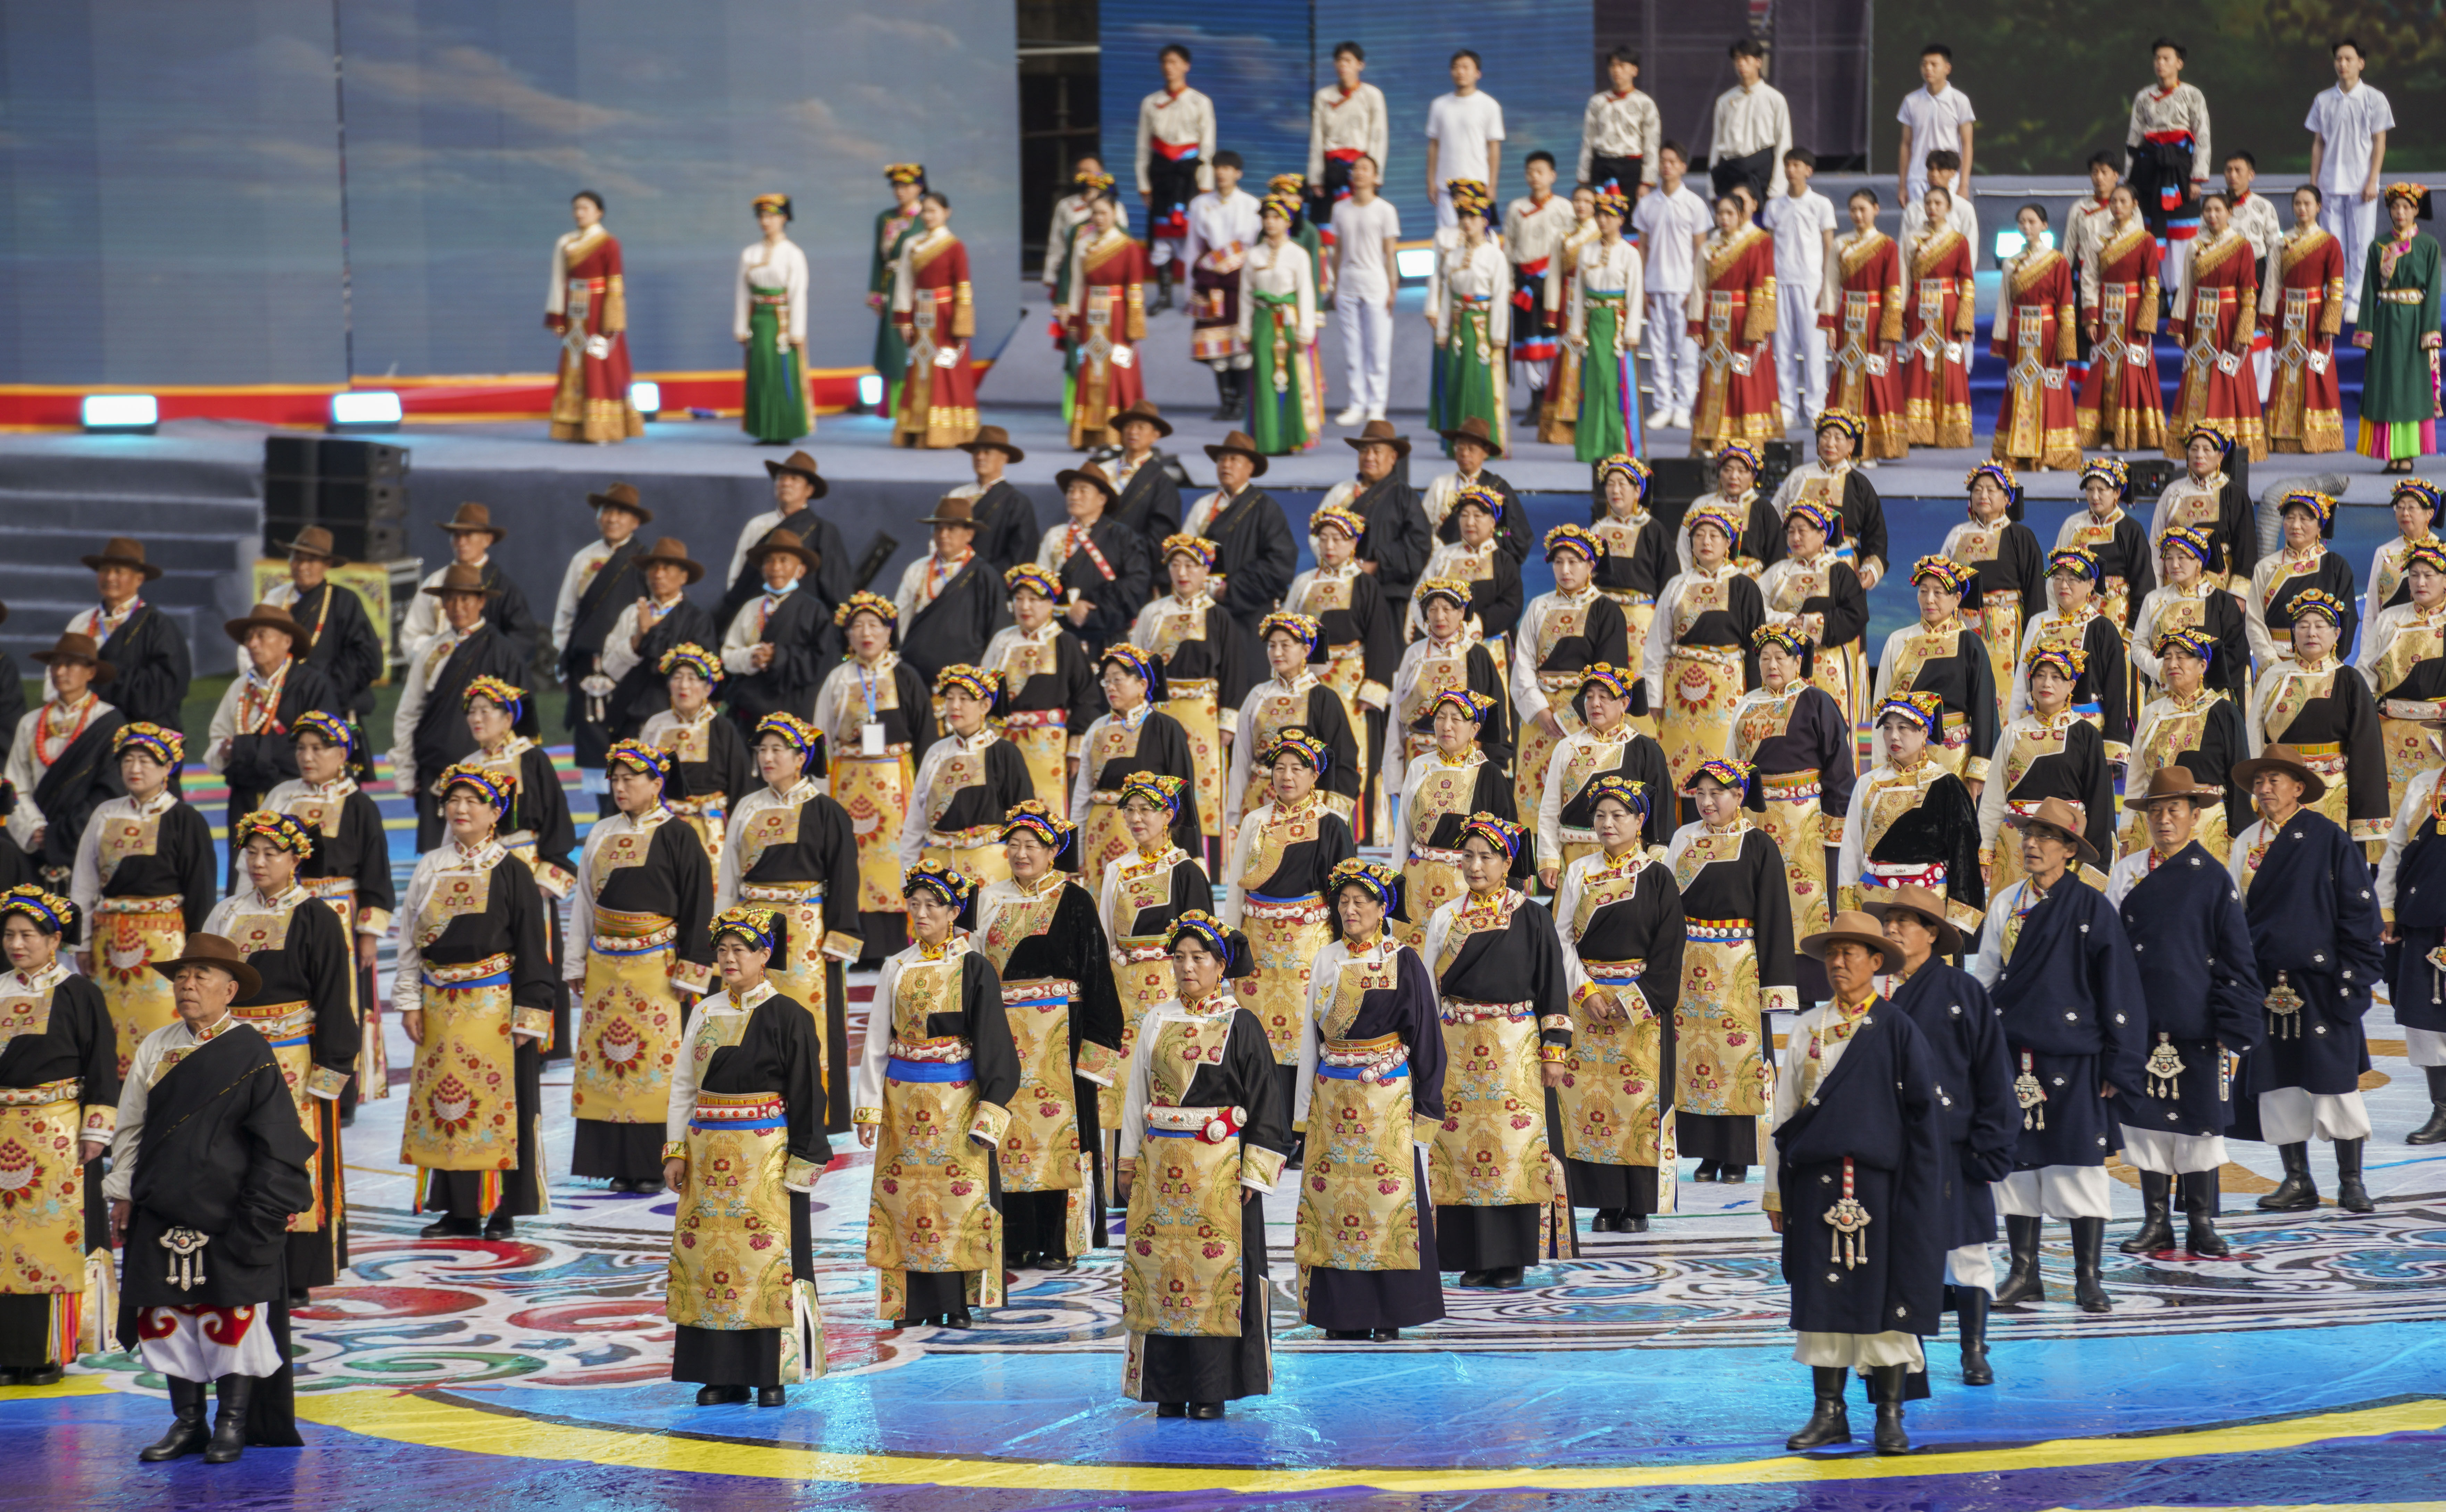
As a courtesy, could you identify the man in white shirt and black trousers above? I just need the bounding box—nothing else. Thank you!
[1710,36,1792,208]
[1308,40,1388,244]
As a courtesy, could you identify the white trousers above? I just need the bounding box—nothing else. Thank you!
[1775,293,1827,427]
[1644,291,1699,411]
[2406,1026,2446,1067]
[137,1304,283,1381]
[1944,1240,1996,1293]
[2256,1086,2372,1143]
[1794,1331,1928,1370]
[1338,285,1394,413]
[1993,1164,2114,1219]
[2119,1125,2227,1175]
[2321,194,2380,318]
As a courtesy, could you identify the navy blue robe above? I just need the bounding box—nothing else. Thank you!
[1986,876,2149,1168]
[2387,800,2446,1036]
[1888,963,2016,1249]
[2235,810,2385,1117]
[2117,842,2263,1135]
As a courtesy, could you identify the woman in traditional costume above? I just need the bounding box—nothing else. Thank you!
[663,903,828,1406]
[1643,503,1762,808]
[68,723,212,1076]
[1062,195,1152,451]
[2265,186,2347,454]
[1978,642,2119,897]
[1552,776,1685,1236]
[1426,180,1510,451]
[1671,443,1783,580]
[1563,186,1644,463]
[2008,549,2131,749]
[1283,506,1399,840]
[1398,689,1512,952]
[1221,730,1356,1114]
[717,714,864,1133]
[2249,591,2389,849]
[393,763,558,1239]
[1900,186,1977,450]
[1588,458,1664,730]
[2122,628,2249,856]
[2356,540,2446,823]
[1239,194,1322,455]
[1424,813,1570,1289]
[855,865,1020,1329]
[1115,910,1290,1418]
[972,803,1123,1271]
[1295,858,1446,1338]
[2351,182,2444,471]
[1688,192,1781,454]
[1819,188,1909,459]
[888,192,979,450]
[2165,191,2267,460]
[869,164,926,418]
[1767,411,1891,589]
[1095,773,1209,1168]
[459,676,577,1053]
[2054,457,2156,633]
[1513,525,1633,824]
[1835,694,1987,940]
[1387,580,1513,802]
[814,593,931,959]
[1729,624,1854,952]
[642,644,753,868]
[265,711,394,1110]
[1224,612,1362,840]
[1943,463,2050,707]
[1073,646,1205,899]
[2247,487,2360,667]
[0,885,115,1385]
[545,190,644,444]
[1756,498,1870,733]
[2150,421,2259,594]
[1871,557,1998,784]
[2366,478,2443,628]
[1990,203,2082,471]
[985,565,1105,821]
[1133,535,1246,854]
[737,194,812,445]
[2131,524,2253,704]
[1533,664,1675,886]
[1406,482,1524,658]
[2074,183,2168,453]
[565,741,714,1192]
[900,665,1033,888]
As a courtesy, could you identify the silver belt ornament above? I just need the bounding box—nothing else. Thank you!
[161,1226,210,1290]
[2265,971,2304,1039]
[2145,1032,2187,1099]
[2015,1048,2047,1130]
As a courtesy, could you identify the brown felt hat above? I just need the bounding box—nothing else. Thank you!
[1858,885,1960,957]
[957,424,1026,463]
[223,602,316,657]
[81,536,164,581]
[1203,430,1270,477]
[2131,764,2223,808]
[421,563,501,599]
[763,450,829,496]
[30,631,115,683]
[1438,414,1500,450]
[1055,462,1119,502]
[437,502,507,541]
[2230,744,2327,804]
[1800,909,1904,973]
[1107,400,1173,439]
[1344,418,1413,457]
[2006,796,2102,865]
[632,536,704,584]
[747,527,819,572]
[277,525,348,565]
[586,481,653,522]
[147,932,262,1000]
[922,496,981,528]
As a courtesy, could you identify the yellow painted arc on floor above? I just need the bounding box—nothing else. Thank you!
[284,1390,2446,1493]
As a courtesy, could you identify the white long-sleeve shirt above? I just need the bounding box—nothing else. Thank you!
[551,539,622,657]
[1182,188,1263,278]
[734,236,810,342]
[900,728,1002,868]
[1308,81,1389,184]
[69,788,180,926]
[599,592,692,687]
[719,584,803,676]
[1566,237,1646,350]
[1135,86,1217,197]
[388,615,487,795]
[1234,238,1318,348]
[1426,232,1512,345]
[1709,82,1793,194]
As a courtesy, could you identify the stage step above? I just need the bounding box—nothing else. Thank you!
[0,478,261,664]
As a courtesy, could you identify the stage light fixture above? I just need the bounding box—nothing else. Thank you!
[858,374,886,407]
[629,381,662,417]
[329,390,403,431]
[81,394,159,433]
[1993,227,2056,262]
[1394,247,1437,280]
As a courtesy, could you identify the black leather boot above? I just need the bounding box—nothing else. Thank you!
[1210,368,1237,421]
[137,1377,210,1462]
[1785,1366,1851,1450]
[1993,1215,2045,1305]
[1869,1364,1911,1452]
[2069,1217,2111,1313]
[2119,1170,2177,1253]
[204,1375,253,1464]
[2334,1137,2374,1213]
[2182,1169,2231,1257]
[2409,1067,2446,1144]
[2257,1142,2319,1210]
[1717,1164,1748,1185]
[1956,1288,1994,1386]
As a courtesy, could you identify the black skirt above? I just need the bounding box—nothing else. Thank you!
[286,1095,350,1289]
[1561,1156,1662,1215]
[1434,1202,1542,1270]
[573,1119,668,1182]
[1678,1111,1759,1166]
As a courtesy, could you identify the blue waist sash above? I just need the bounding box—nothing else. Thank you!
[887,1057,975,1083]
[1318,1061,1408,1081]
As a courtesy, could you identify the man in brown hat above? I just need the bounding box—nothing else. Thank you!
[6,633,126,883]
[722,451,851,626]
[250,526,384,721]
[598,537,717,742]
[2227,744,2384,1216]
[2104,766,2263,1260]
[399,505,541,666]
[556,483,652,816]
[1316,419,1431,610]
[1864,884,2017,1388]
[892,496,1011,685]
[1038,462,1155,660]
[1765,909,1946,1454]
[1970,796,2149,1314]
[1184,431,1299,675]
[1095,401,1185,554]
[947,425,1042,576]
[107,933,314,1465]
[1421,417,1531,564]
[719,527,836,736]
[55,537,190,734]
[388,564,529,848]
[204,604,339,868]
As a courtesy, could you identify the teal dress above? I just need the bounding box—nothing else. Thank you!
[870,207,921,411]
[742,241,810,444]
[2356,232,2443,461]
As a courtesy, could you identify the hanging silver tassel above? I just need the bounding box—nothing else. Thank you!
[2014,1050,2047,1131]
[2265,972,2303,1041]
[2145,1033,2187,1100]
[1825,1157,1871,1269]
[160,1227,209,1291]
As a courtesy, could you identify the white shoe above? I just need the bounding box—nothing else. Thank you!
[1365,407,1387,421]
[1646,407,1676,430]
[1669,410,1692,431]
[1335,405,1367,427]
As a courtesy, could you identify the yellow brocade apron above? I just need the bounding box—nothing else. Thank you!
[866,951,1005,1314]
[735,800,839,1097]
[1558,952,1675,1212]
[2372,618,2446,820]
[299,873,384,1101]
[976,882,1093,1251]
[1237,805,1333,1063]
[1079,712,1151,901]
[1949,526,2021,698]
[1121,1013,1248,1339]
[93,891,183,1081]
[1401,757,1482,952]
[1294,951,1422,1278]
[1752,767,1831,941]
[1593,515,1659,738]
[832,750,915,919]
[574,906,685,1128]
[1428,992,1563,1215]
[1660,580,1747,791]
[1166,683,1225,842]
[401,947,521,1179]
[2121,702,2233,859]
[231,997,326,1233]
[670,1067,826,1382]
[0,1069,109,1361]
[1104,854,1187,1128]
[1001,711,1071,821]
[654,712,731,864]
[1673,915,1770,1120]
[1551,731,1636,877]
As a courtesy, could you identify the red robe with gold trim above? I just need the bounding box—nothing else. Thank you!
[1067,230,1151,450]
[1900,227,1976,449]
[892,228,979,449]
[2265,224,2347,455]
[1686,226,1780,454]
[546,226,646,444]
[1988,247,2081,471]
[1818,230,1907,459]
[2074,222,2167,453]
[2167,229,2266,461]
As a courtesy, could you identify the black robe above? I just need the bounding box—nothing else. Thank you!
[965,480,1043,577]
[657,709,757,824]
[607,600,721,742]
[2145,694,2252,840]
[1783,558,1871,669]
[1447,550,1526,652]
[30,705,127,876]
[1087,708,1207,856]
[1553,730,1678,852]
[279,580,385,720]
[2235,809,2385,1115]
[1865,773,1989,927]
[571,817,716,1180]
[723,590,838,740]
[1149,600,1257,715]
[899,556,1013,684]
[720,509,853,628]
[1106,455,1184,554]
[219,661,342,872]
[1433,894,1570,1271]
[1404,641,1516,775]
[293,784,395,922]
[92,798,217,934]
[1959,520,2050,635]
[1673,826,1798,1166]
[1742,684,1856,821]
[669,989,828,1388]
[918,737,1036,839]
[2072,512,2159,628]
[1887,962,2017,1251]
[2173,474,2261,587]
[1434,470,1533,563]
[2057,612,2134,749]
[1763,470,1892,582]
[1416,760,1520,852]
[2153,589,2254,702]
[1888,622,2001,772]
[0,972,116,1370]
[735,789,865,1131]
[226,891,360,1288]
[560,538,646,773]
[407,626,527,849]
[1527,593,1631,684]
[1557,857,1684,1216]
[1620,512,1679,603]
[118,1023,315,1446]
[891,948,1025,1323]
[996,626,1106,755]
[2262,663,2391,839]
[1995,716,2118,864]
[1049,518,1155,660]
[2117,843,2264,1136]
[419,853,560,1217]
[1247,683,1363,816]
[991,882,1125,1261]
[1339,476,1433,611]
[0,821,33,899]
[91,603,192,734]
[2261,552,2362,661]
[1985,876,2149,1169]
[1197,487,1300,673]
[2387,799,2446,1037]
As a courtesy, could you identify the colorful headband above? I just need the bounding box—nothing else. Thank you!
[1814,409,1866,446]
[1413,577,1474,611]
[1451,481,1505,521]
[835,590,899,628]
[1964,460,2020,501]
[1119,770,1187,814]
[1446,179,1493,217]
[1004,563,1063,600]
[751,192,790,215]
[2407,541,2446,576]
[1100,643,1157,685]
[1753,622,1812,656]
[1784,498,1840,540]
[2290,588,2348,627]
[1594,186,1631,218]
[1714,442,1763,473]
[1268,173,1308,195]
[1876,691,1945,738]
[232,809,316,859]
[1000,798,1075,854]
[2047,547,2101,581]
[884,163,926,185]
[1260,611,1322,651]
[0,884,72,937]
[1162,532,1218,568]
[1685,757,1752,794]
[1585,774,1649,816]
[2155,626,2218,664]
[937,664,1000,703]
[112,722,181,766]
[604,739,675,783]
[1328,857,1399,910]
[1910,555,1973,594]
[292,709,358,755]
[462,675,526,721]
[2182,419,2234,454]
[902,864,974,907]
[2024,640,2087,679]
[1685,504,1744,544]
[436,761,514,809]
[1311,503,1367,539]
[2279,487,2337,526]
[1544,523,1603,563]
[2384,181,2427,207]
[711,904,782,952]
[1076,170,1117,196]
[1597,454,1651,495]
[1578,663,1635,700]
[2079,456,2130,496]
[1166,908,1232,960]
[659,642,724,683]
[2391,478,2444,517]
[1260,191,1302,221]
[1458,811,1524,860]
[753,713,826,774]
[1264,729,1331,773]
[1429,686,1496,724]
[2158,524,2215,564]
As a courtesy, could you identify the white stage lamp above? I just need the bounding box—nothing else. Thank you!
[858,374,886,408]
[81,394,159,433]
[628,380,662,416]
[1394,247,1437,280]
[329,390,403,431]
[1993,227,2054,262]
